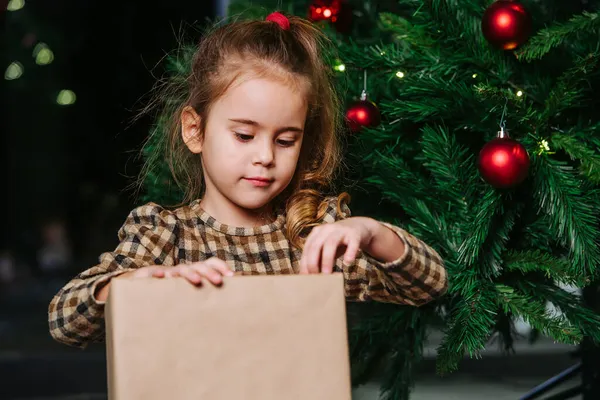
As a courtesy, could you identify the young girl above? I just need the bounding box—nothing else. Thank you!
[48,12,447,348]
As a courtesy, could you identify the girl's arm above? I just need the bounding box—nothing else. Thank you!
[47,203,180,348]
[323,198,448,306]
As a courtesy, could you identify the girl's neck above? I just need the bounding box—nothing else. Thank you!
[198,196,276,228]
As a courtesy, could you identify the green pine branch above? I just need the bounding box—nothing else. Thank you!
[457,190,517,278]
[370,188,455,251]
[400,199,461,258]
[551,130,600,184]
[532,155,600,277]
[512,281,600,344]
[573,121,600,149]
[378,310,427,400]
[428,0,487,47]
[495,284,582,344]
[480,204,520,278]
[348,304,428,394]
[429,0,485,21]
[378,12,437,48]
[341,41,409,69]
[516,12,600,62]
[365,150,433,201]
[364,129,471,257]
[541,53,599,121]
[348,308,397,385]
[504,250,590,287]
[390,198,464,287]
[383,80,477,122]
[350,339,391,385]
[378,342,422,400]
[436,286,498,374]
[520,217,555,252]
[419,125,478,220]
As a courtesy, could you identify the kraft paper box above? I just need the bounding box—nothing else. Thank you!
[105,273,352,400]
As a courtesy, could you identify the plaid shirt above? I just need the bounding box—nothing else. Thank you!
[48,197,447,348]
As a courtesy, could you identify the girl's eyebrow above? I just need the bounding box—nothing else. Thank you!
[228,118,303,134]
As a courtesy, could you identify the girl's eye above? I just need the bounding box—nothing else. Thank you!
[235,132,295,147]
[234,133,253,141]
[277,140,295,147]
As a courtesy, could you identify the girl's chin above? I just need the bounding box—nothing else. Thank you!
[232,193,277,211]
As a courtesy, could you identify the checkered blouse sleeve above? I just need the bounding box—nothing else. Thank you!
[48,203,179,348]
[324,197,448,306]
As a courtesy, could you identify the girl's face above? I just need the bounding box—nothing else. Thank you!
[181,76,307,221]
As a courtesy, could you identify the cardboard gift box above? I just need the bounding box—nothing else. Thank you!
[105,273,352,400]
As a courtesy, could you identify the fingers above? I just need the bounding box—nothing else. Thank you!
[300,227,324,274]
[204,257,234,277]
[177,267,203,285]
[342,236,360,265]
[181,258,233,286]
[300,225,360,274]
[321,233,359,274]
[162,268,181,279]
[300,227,343,274]
[195,264,225,286]
[151,269,166,278]
[320,234,342,274]
[129,260,234,287]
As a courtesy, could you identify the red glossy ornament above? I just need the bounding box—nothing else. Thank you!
[308,0,342,22]
[345,90,381,132]
[481,0,532,50]
[478,127,530,188]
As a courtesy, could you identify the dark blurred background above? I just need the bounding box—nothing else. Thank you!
[2,0,222,277]
[1,1,221,398]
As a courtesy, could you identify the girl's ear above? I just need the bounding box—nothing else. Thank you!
[181,106,203,154]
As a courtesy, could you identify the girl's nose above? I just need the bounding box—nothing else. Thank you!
[253,141,275,166]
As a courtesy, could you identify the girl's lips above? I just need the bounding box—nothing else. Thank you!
[244,178,273,187]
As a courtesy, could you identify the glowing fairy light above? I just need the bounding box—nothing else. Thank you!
[57,90,77,105]
[7,0,25,11]
[5,62,24,80]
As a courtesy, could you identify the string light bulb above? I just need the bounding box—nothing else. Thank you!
[34,43,54,65]
[57,90,77,105]
[5,62,24,80]
[7,0,25,11]
[333,60,346,72]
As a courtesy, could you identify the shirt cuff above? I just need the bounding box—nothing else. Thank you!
[367,221,412,269]
[89,269,136,306]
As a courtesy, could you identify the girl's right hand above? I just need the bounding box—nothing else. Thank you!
[119,257,234,286]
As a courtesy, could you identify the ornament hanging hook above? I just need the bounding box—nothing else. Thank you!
[498,97,509,138]
[360,69,368,101]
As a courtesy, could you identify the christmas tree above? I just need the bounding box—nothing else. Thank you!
[140,0,600,398]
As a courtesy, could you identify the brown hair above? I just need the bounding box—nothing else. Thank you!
[137,12,349,250]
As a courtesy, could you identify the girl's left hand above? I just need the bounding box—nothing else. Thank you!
[299,217,378,274]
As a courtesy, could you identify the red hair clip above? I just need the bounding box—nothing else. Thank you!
[266,11,290,30]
